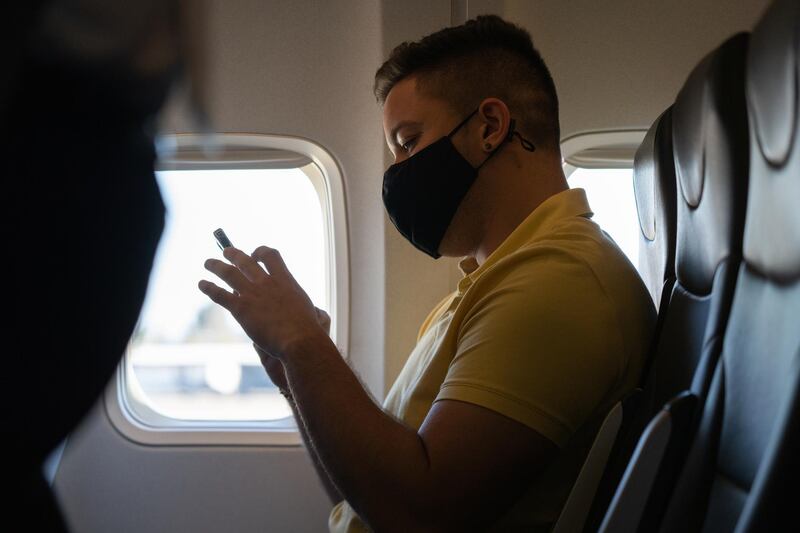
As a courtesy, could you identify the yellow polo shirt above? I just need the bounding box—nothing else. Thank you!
[329,188,655,532]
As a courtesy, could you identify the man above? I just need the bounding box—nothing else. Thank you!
[199,15,655,532]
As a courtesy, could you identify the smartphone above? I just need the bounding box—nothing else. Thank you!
[213,228,233,251]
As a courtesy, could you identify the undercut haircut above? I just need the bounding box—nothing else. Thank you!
[375,15,561,151]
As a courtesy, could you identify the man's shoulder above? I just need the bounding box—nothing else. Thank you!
[467,217,653,325]
[476,222,611,297]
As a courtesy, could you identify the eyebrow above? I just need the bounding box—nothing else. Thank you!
[389,120,423,146]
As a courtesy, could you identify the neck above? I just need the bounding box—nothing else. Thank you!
[473,160,567,265]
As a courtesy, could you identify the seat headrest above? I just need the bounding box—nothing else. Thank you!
[748,0,798,166]
[672,33,750,295]
[634,108,677,304]
[744,0,800,281]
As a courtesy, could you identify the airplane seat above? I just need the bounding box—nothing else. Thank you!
[658,0,800,530]
[575,108,679,533]
[652,31,750,409]
[552,390,643,533]
[597,31,751,533]
[633,107,678,309]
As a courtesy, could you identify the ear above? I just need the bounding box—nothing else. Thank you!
[477,98,512,153]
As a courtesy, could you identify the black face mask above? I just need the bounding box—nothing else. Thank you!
[382,108,535,258]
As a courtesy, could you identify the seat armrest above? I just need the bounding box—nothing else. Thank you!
[598,392,698,533]
[553,392,638,533]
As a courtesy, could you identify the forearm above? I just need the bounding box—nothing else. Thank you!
[285,392,343,505]
[282,334,435,531]
[199,246,439,526]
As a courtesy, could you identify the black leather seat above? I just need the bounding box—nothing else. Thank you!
[650,31,749,411]
[580,108,680,533]
[597,31,751,533]
[658,0,800,530]
[634,108,678,310]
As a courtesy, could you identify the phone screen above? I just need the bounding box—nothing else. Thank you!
[213,228,233,250]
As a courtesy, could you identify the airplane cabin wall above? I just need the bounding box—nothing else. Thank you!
[502,0,771,140]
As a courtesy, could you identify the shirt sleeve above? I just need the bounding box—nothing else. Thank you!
[434,257,625,448]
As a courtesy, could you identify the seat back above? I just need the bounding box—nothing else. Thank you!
[644,32,750,415]
[734,5,800,527]
[597,32,751,533]
[634,108,678,309]
[580,109,678,533]
[658,1,800,530]
[641,31,751,531]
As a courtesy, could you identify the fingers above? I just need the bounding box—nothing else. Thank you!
[252,246,290,279]
[204,258,250,292]
[223,247,268,282]
[198,280,237,310]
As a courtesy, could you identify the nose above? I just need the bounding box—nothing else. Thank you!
[393,153,408,165]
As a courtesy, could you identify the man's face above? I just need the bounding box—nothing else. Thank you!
[381,75,488,257]
[382,76,465,165]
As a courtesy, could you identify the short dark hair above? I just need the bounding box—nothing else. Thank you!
[374,15,560,150]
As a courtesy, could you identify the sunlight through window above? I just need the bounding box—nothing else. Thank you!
[568,167,639,268]
[128,167,328,421]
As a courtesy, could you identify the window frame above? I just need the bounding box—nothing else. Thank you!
[561,129,647,177]
[105,133,349,446]
[561,129,648,271]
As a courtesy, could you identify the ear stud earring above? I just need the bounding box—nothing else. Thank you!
[484,143,492,150]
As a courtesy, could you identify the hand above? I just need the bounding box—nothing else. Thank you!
[198,245,325,360]
[254,344,289,391]
[252,306,330,391]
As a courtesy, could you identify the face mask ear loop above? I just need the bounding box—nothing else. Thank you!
[447,108,479,138]
[514,132,537,152]
[475,118,537,170]
[507,118,537,152]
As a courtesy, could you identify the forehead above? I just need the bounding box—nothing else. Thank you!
[382,76,449,138]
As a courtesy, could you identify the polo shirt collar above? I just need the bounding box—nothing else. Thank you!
[457,188,593,291]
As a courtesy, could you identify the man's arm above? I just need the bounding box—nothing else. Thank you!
[255,344,343,506]
[282,333,557,532]
[286,393,343,505]
[200,246,558,531]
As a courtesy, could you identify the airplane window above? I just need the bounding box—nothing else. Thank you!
[127,166,328,422]
[568,167,639,267]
